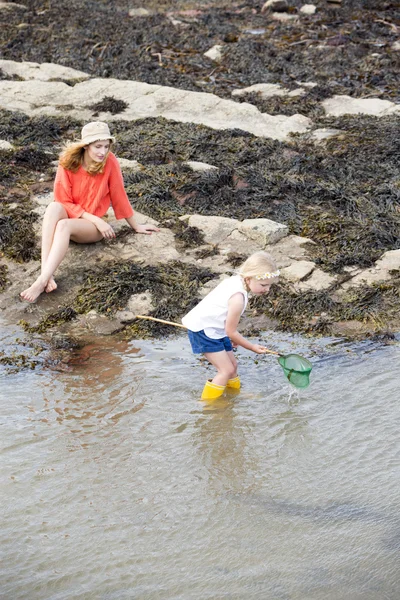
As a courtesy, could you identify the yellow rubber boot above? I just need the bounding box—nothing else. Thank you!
[227,376,241,390]
[201,380,226,401]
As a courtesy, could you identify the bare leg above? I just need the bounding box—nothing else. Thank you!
[39,203,68,293]
[20,218,103,302]
[204,350,238,387]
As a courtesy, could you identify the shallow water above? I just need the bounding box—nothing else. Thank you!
[1,326,399,600]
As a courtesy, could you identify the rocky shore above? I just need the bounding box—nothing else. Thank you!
[0,0,399,368]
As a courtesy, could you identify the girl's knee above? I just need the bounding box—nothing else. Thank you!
[222,364,237,379]
[55,218,71,234]
[45,202,66,217]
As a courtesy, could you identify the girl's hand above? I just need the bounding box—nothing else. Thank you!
[134,224,160,235]
[252,344,269,354]
[95,219,116,240]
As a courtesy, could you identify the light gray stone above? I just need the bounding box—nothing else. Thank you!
[312,128,343,141]
[0,139,14,150]
[238,218,288,246]
[322,95,400,117]
[232,83,304,99]
[0,2,27,9]
[0,59,90,82]
[128,8,150,17]
[232,83,288,98]
[185,160,218,172]
[265,235,315,265]
[295,269,336,291]
[261,0,288,12]
[272,12,298,21]
[280,260,315,282]
[392,41,400,51]
[184,214,239,244]
[204,45,224,62]
[117,157,141,171]
[300,4,316,14]
[127,292,154,316]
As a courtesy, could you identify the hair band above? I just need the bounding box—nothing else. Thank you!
[254,270,280,280]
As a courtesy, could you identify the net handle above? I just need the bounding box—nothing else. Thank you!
[135,315,187,329]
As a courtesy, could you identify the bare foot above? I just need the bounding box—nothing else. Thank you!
[20,277,47,303]
[45,277,57,293]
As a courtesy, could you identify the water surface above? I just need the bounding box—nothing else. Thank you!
[1,327,399,599]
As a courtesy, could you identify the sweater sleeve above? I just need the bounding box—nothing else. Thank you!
[108,154,134,220]
[53,165,85,218]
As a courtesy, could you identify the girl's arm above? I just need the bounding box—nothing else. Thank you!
[225,293,269,354]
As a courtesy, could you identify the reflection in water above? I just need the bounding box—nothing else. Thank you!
[44,340,146,438]
[194,395,254,495]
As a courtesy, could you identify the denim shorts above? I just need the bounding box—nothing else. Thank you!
[187,329,233,354]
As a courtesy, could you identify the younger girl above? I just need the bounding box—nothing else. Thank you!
[182,251,280,400]
[21,121,159,303]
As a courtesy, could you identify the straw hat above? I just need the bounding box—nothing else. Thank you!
[80,121,115,145]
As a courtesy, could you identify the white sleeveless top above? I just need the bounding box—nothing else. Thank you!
[182,275,248,339]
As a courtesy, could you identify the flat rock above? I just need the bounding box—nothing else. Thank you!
[0,59,90,82]
[0,139,14,150]
[295,269,336,291]
[183,214,239,244]
[261,0,288,12]
[117,157,141,171]
[300,4,316,14]
[232,83,304,99]
[341,249,400,289]
[272,12,299,21]
[322,95,400,117]
[127,292,154,315]
[238,218,288,246]
[280,260,315,282]
[185,160,218,172]
[128,8,151,17]
[0,63,312,141]
[204,45,224,62]
[0,2,27,9]
[312,128,343,141]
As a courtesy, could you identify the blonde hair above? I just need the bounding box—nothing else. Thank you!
[238,251,278,279]
[58,141,112,175]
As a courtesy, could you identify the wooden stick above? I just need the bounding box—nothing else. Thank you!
[135,315,187,329]
[262,349,281,356]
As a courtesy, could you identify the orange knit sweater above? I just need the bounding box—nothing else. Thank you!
[53,152,134,220]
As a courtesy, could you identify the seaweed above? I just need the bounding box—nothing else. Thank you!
[22,260,217,336]
[160,217,205,249]
[250,276,400,335]
[89,96,129,115]
[0,264,9,292]
[1,1,398,100]
[0,209,39,262]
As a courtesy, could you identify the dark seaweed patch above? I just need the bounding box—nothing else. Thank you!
[0,209,39,262]
[160,217,205,249]
[251,277,400,335]
[89,96,129,115]
[0,264,9,292]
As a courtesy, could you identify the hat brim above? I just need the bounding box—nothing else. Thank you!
[80,135,116,145]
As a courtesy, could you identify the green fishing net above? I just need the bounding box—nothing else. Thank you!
[278,354,312,389]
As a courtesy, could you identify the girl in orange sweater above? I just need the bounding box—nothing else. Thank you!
[21,121,159,303]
